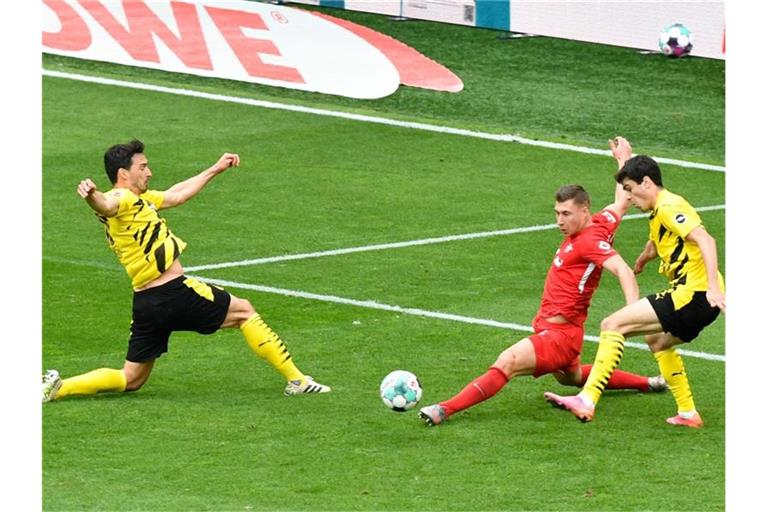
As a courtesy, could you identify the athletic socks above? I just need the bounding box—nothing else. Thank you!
[654,348,696,414]
[57,368,127,398]
[580,331,626,405]
[440,366,509,417]
[579,364,651,391]
[241,313,304,383]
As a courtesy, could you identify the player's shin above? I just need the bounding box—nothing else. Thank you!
[653,348,696,414]
[57,368,127,398]
[241,313,304,383]
[580,331,626,405]
[580,364,651,391]
[440,367,509,417]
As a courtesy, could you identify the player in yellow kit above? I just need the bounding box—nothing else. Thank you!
[43,139,330,402]
[545,137,725,428]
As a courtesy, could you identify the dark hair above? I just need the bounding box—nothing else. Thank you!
[555,184,591,207]
[104,139,144,184]
[616,155,663,187]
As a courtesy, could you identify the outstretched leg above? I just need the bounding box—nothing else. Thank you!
[555,364,666,392]
[647,333,702,428]
[224,294,330,396]
[419,338,535,426]
[43,360,153,402]
[544,298,663,422]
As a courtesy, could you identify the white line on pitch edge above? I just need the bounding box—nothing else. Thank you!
[191,276,725,363]
[42,70,725,172]
[186,204,725,271]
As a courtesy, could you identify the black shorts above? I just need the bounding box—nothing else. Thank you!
[647,287,720,343]
[127,275,231,362]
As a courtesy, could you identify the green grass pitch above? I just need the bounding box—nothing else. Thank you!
[42,6,725,511]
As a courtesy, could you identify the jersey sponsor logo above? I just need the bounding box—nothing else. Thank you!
[553,255,564,267]
[675,213,687,224]
[563,243,573,253]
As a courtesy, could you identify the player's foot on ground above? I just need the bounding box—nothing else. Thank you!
[544,392,595,423]
[42,369,62,403]
[419,404,446,426]
[647,375,668,392]
[284,375,331,396]
[666,411,703,429]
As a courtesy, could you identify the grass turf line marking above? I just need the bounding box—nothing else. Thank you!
[43,70,725,173]
[40,256,725,362]
[191,275,725,363]
[187,204,725,271]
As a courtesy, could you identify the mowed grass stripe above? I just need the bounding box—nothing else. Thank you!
[41,255,725,362]
[192,275,725,363]
[42,70,725,172]
[187,205,726,271]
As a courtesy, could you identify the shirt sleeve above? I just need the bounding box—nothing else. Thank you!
[106,189,135,216]
[141,190,165,209]
[593,208,621,237]
[580,227,618,267]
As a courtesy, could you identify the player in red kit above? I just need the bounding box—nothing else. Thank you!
[419,138,666,426]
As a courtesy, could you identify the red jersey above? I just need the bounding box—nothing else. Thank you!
[537,209,621,326]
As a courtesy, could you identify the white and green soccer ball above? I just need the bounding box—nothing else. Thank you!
[659,23,694,58]
[380,370,422,412]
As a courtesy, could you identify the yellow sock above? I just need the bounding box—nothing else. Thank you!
[57,368,127,399]
[241,313,304,383]
[654,348,696,414]
[581,331,626,405]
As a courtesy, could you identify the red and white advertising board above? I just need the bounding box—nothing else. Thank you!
[42,0,463,99]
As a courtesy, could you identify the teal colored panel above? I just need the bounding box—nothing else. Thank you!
[476,0,510,31]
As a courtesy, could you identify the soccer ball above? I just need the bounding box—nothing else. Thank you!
[380,370,422,412]
[659,23,693,58]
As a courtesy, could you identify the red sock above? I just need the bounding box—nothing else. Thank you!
[440,367,509,417]
[580,364,649,391]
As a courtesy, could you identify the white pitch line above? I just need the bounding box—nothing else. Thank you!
[186,204,726,272]
[192,276,726,363]
[42,69,725,172]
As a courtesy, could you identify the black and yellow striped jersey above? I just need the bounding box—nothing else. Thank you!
[648,189,724,292]
[97,188,187,289]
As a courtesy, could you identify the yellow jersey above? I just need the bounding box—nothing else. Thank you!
[648,188,724,292]
[97,188,187,289]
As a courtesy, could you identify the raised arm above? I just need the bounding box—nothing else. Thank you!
[77,178,119,217]
[602,254,640,305]
[160,152,241,209]
[686,226,726,311]
[603,136,633,218]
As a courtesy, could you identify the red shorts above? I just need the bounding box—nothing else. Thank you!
[528,315,584,378]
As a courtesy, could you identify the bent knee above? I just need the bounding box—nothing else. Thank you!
[494,352,521,378]
[124,371,150,391]
[125,380,144,392]
[231,296,256,316]
[600,314,624,333]
[122,364,153,391]
[645,333,677,352]
[553,370,580,387]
